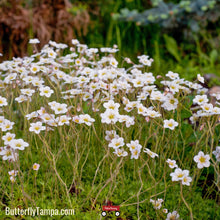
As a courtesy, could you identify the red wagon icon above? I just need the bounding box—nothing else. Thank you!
[101,205,120,217]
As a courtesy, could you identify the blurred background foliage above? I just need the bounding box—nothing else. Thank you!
[0,0,220,82]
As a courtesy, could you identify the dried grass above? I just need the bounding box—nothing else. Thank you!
[0,0,91,60]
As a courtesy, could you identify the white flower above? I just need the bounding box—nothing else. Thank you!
[10,176,16,183]
[71,39,79,45]
[130,148,141,159]
[29,38,40,44]
[2,132,16,145]
[194,151,210,169]
[182,175,192,186]
[201,103,213,112]
[0,120,14,131]
[29,121,46,134]
[51,102,68,115]
[169,82,180,94]
[162,95,178,111]
[72,116,82,124]
[166,71,179,80]
[166,211,180,220]
[146,110,161,118]
[126,140,142,151]
[163,209,168,214]
[213,146,220,162]
[82,92,92,101]
[4,73,17,84]
[48,49,57,59]
[150,91,166,102]
[105,130,119,141]
[170,168,189,181]
[150,198,163,210]
[138,55,153,66]
[39,86,54,98]
[164,119,178,130]
[166,159,178,169]
[40,113,55,124]
[137,103,147,115]
[193,95,208,105]
[197,74,204,83]
[78,114,95,126]
[113,148,128,157]
[37,107,47,115]
[109,57,118,67]
[30,65,40,74]
[8,170,18,176]
[75,58,82,66]
[132,78,144,88]
[57,115,71,126]
[109,137,124,149]
[15,95,29,103]
[26,111,38,120]
[143,148,158,158]
[0,96,8,107]
[118,115,135,127]
[103,100,120,111]
[20,88,35,97]
[9,139,29,150]
[0,146,18,161]
[100,109,119,124]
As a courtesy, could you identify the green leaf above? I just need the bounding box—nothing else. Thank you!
[210,49,218,65]
[163,34,181,62]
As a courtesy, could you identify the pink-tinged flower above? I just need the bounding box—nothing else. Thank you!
[33,163,40,171]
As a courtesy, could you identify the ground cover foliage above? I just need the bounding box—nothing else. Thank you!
[0,40,220,219]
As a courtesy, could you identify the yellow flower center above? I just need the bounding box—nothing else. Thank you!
[32,67,37,72]
[177,173,183,178]
[168,123,173,127]
[16,143,22,148]
[7,137,12,141]
[169,99,175,104]
[6,151,12,156]
[199,156,206,163]
[108,114,115,119]
[133,150,138,156]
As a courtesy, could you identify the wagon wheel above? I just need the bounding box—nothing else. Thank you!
[101,211,107,217]
[115,211,120,216]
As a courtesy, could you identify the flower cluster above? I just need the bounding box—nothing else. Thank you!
[0,38,219,219]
